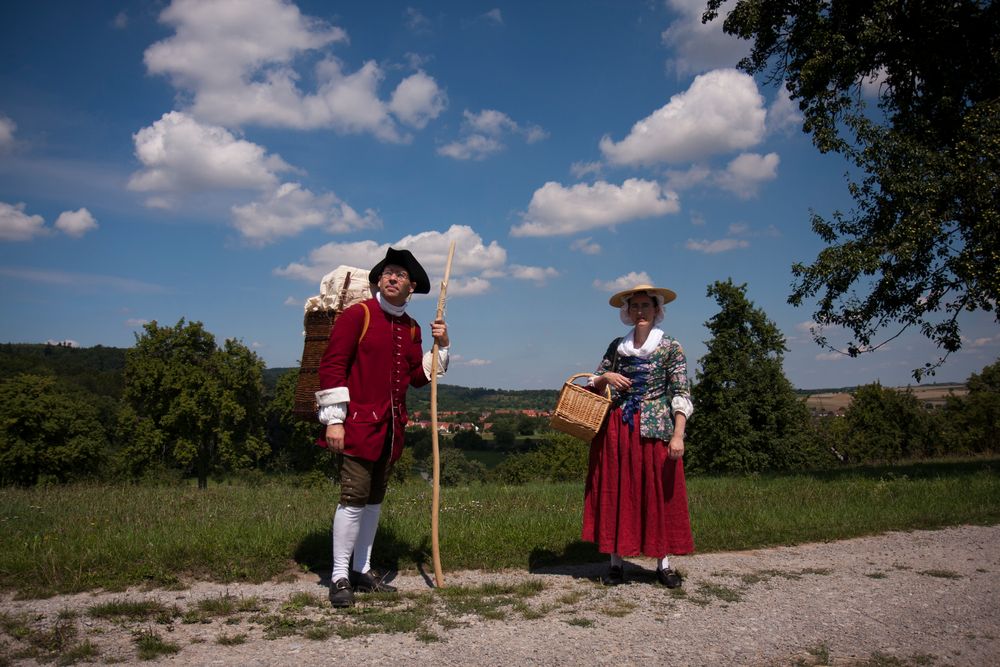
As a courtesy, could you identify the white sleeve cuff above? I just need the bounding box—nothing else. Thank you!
[318,403,347,425]
[671,395,694,419]
[316,387,349,425]
[423,346,450,380]
[316,387,349,406]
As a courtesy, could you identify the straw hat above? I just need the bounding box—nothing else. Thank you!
[609,283,677,308]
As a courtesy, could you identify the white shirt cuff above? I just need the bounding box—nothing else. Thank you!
[671,395,694,419]
[316,387,349,425]
[318,403,347,425]
[423,346,450,380]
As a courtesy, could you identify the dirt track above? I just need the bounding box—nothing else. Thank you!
[2,524,998,666]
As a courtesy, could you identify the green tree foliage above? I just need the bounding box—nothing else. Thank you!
[688,280,818,473]
[0,374,107,485]
[439,448,487,486]
[406,427,433,462]
[840,383,939,463]
[261,369,335,475]
[942,358,1000,454]
[490,433,589,484]
[491,422,517,450]
[705,0,1000,378]
[118,319,268,488]
[452,429,485,450]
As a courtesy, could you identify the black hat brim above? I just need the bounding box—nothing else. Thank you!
[369,247,431,294]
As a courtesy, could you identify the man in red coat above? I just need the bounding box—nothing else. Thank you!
[316,247,450,608]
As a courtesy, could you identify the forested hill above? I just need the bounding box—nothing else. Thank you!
[0,343,126,399]
[407,383,560,413]
[265,366,560,412]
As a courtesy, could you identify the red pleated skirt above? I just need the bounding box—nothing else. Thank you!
[582,408,694,557]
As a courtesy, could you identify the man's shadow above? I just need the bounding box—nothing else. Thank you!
[293,525,434,589]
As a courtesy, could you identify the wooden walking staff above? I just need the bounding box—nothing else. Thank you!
[430,240,456,588]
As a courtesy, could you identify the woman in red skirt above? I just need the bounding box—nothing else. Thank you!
[582,283,693,588]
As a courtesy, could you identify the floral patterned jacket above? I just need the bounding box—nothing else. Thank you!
[594,335,693,441]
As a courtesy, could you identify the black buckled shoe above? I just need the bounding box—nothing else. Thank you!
[329,577,354,607]
[350,568,397,593]
[602,565,625,586]
[657,567,683,589]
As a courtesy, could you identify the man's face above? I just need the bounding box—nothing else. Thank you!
[378,263,413,306]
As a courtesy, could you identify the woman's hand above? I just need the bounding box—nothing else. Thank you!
[595,372,632,391]
[667,433,684,460]
[430,318,449,348]
[325,423,345,453]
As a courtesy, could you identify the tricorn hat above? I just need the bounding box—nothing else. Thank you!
[369,247,431,294]
[609,283,677,308]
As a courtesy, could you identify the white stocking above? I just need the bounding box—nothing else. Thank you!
[352,503,382,575]
[331,504,363,582]
[658,556,670,571]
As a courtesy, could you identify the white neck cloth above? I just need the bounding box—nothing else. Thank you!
[376,291,407,317]
[617,327,664,358]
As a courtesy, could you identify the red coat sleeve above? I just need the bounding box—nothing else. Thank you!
[407,322,429,389]
[318,303,366,391]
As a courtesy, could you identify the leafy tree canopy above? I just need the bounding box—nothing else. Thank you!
[689,280,818,473]
[119,319,268,488]
[0,374,107,485]
[705,0,1000,378]
[942,357,1000,453]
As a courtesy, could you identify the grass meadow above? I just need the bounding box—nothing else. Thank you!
[1,457,998,598]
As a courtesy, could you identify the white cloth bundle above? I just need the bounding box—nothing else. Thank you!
[304,265,372,313]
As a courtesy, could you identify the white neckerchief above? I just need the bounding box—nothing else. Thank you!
[617,327,663,358]
[376,291,407,317]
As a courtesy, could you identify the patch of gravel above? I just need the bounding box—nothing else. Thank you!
[2,524,998,666]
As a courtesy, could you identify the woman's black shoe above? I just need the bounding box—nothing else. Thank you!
[657,567,682,589]
[602,565,625,586]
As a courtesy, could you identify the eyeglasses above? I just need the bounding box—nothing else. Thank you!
[381,268,409,280]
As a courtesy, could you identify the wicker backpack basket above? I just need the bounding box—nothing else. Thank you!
[549,373,612,441]
[291,266,371,421]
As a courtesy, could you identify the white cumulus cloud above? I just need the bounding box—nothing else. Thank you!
[599,69,766,166]
[685,238,750,254]
[715,152,780,198]
[54,208,99,237]
[144,0,444,140]
[128,111,293,198]
[0,202,47,241]
[665,153,778,198]
[437,134,504,161]
[389,70,448,129]
[438,109,546,161]
[511,179,679,237]
[570,237,602,255]
[231,182,380,244]
[509,264,559,284]
[275,224,507,297]
[767,86,802,135]
[661,0,750,77]
[594,272,654,293]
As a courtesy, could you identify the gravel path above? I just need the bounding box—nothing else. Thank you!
[2,524,998,666]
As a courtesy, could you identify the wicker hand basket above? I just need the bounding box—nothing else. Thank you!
[549,373,612,441]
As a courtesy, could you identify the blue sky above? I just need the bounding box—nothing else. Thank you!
[1,0,997,390]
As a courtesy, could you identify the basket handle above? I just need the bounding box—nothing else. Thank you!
[565,372,611,399]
